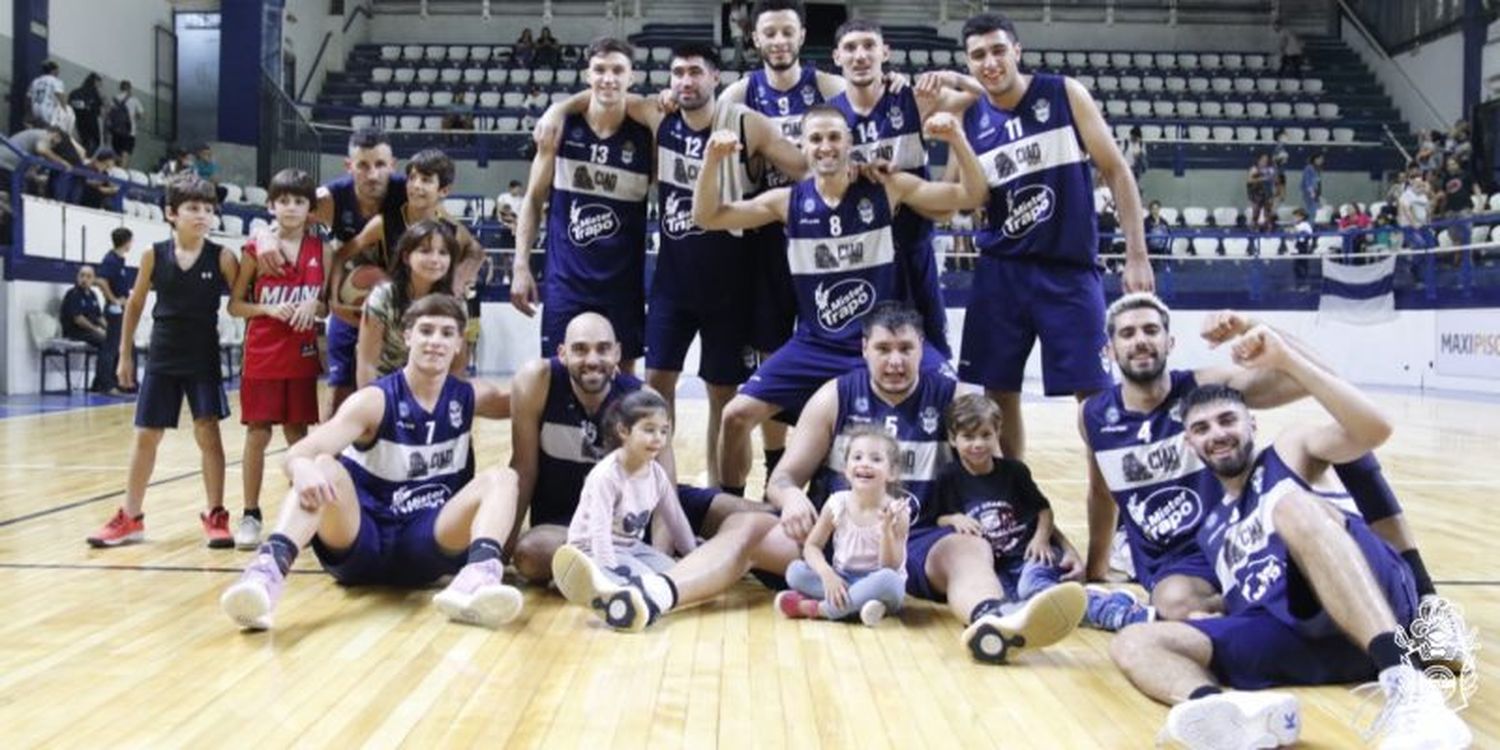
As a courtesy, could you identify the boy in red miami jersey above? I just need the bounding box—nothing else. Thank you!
[228,169,333,549]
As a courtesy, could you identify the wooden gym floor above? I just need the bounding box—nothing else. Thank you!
[0,383,1495,748]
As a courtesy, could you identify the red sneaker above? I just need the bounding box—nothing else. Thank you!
[775,590,818,619]
[202,507,234,549]
[86,507,144,547]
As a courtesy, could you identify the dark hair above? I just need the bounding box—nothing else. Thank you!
[946,393,1002,437]
[671,42,721,69]
[390,219,459,315]
[1105,292,1171,336]
[166,175,219,212]
[83,73,102,89]
[800,102,848,129]
[841,423,904,496]
[268,168,317,204]
[961,12,1019,45]
[92,147,118,163]
[41,61,59,74]
[120,80,133,91]
[348,126,391,152]
[399,292,467,332]
[110,227,133,247]
[834,18,882,46]
[753,0,804,24]
[1181,384,1247,420]
[1293,208,1309,219]
[585,37,634,65]
[603,389,671,450]
[406,148,456,188]
[861,300,923,338]
[508,180,522,188]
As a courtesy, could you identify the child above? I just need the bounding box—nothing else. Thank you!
[228,168,330,549]
[356,219,459,387]
[935,394,1153,631]
[90,175,239,548]
[553,390,696,591]
[777,425,910,627]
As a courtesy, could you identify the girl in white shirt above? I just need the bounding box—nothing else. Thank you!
[777,425,910,626]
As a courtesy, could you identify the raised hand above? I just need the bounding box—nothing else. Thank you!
[1201,310,1252,348]
[1230,324,1290,371]
[706,129,743,161]
[921,112,963,144]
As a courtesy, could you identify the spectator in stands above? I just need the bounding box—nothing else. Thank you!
[107,81,145,167]
[27,61,67,128]
[1446,120,1473,163]
[94,227,134,395]
[79,148,122,210]
[536,27,561,67]
[192,144,230,204]
[1291,207,1314,288]
[0,125,70,196]
[1123,126,1148,184]
[1397,169,1434,247]
[1416,132,1441,173]
[1276,22,1303,74]
[1246,152,1276,231]
[1301,152,1324,216]
[950,209,977,271]
[156,146,195,183]
[514,28,536,67]
[1144,200,1170,256]
[496,180,523,257]
[1438,155,1480,216]
[729,1,751,66]
[69,73,105,157]
[61,264,107,354]
[523,84,548,112]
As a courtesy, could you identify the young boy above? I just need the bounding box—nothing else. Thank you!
[91,175,240,548]
[227,169,331,549]
[933,394,1153,631]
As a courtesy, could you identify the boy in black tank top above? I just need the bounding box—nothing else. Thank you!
[88,176,242,549]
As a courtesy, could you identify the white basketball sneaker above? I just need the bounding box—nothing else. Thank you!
[1357,664,1473,750]
[1159,691,1300,750]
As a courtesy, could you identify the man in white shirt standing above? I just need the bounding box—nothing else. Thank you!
[27,61,67,127]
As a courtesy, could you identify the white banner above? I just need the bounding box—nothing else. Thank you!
[1435,309,1500,380]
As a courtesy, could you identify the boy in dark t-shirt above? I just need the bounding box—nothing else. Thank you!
[932,394,1153,630]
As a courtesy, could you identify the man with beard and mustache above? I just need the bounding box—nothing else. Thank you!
[1082,294,1451,632]
[1110,330,1471,750]
[509,313,764,585]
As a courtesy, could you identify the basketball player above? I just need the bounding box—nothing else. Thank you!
[220,294,525,631]
[512,38,652,366]
[766,303,1087,663]
[923,12,1154,466]
[1110,328,1471,750]
[508,312,764,585]
[694,105,985,495]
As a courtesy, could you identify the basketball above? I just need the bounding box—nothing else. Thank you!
[337,263,388,308]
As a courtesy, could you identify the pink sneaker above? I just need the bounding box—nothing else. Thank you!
[220,553,286,630]
[775,590,819,619]
[433,558,523,629]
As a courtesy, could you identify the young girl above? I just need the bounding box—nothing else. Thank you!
[559,390,697,582]
[777,425,909,627]
[227,168,330,549]
[356,219,459,387]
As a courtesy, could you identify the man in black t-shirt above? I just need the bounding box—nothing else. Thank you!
[60,265,106,348]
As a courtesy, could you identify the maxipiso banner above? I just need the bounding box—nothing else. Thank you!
[1435,309,1500,380]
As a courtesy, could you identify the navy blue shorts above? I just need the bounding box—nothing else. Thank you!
[904,525,955,601]
[325,315,358,388]
[740,335,953,424]
[1187,517,1418,689]
[133,372,230,428]
[311,498,466,587]
[748,225,796,354]
[1135,542,1218,592]
[677,484,720,537]
[644,296,753,386]
[541,295,645,361]
[958,257,1112,396]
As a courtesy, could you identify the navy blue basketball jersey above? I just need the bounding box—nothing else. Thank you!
[545,113,653,303]
[532,358,644,524]
[744,65,823,191]
[1196,447,1359,635]
[810,369,956,518]
[784,177,901,348]
[962,74,1098,266]
[327,173,408,243]
[653,111,749,310]
[339,371,475,522]
[1082,371,1218,563]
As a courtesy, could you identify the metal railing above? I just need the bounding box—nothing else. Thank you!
[258,74,323,187]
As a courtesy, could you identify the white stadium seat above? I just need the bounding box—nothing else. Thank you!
[1188,77,1209,93]
[471,46,492,62]
[424,45,446,61]
[1332,127,1356,143]
[1165,77,1186,93]
[1188,126,1211,142]
[1178,53,1200,69]
[1223,54,1244,70]
[1222,238,1250,257]
[394,68,415,84]
[1193,237,1220,255]
[502,91,525,108]
[1199,101,1223,118]
[1256,78,1279,94]
[244,186,268,205]
[1283,127,1306,142]
[402,45,423,61]
[1156,53,1178,69]
[360,90,382,107]
[1270,102,1293,118]
[380,45,400,61]
[479,91,501,108]
[448,46,468,62]
[1294,102,1317,119]
[1129,100,1152,116]
[1201,53,1222,69]
[439,68,461,85]
[1111,52,1132,69]
[1317,103,1340,119]
[534,69,555,85]
[1183,207,1209,226]
[1308,127,1332,143]
[382,90,406,107]
[371,67,393,84]
[1177,100,1199,118]
[1304,79,1324,94]
[1134,52,1155,68]
[1279,78,1302,94]
[1212,126,1235,141]
[1223,101,1245,118]
[417,67,438,84]
[1152,101,1175,117]
[1246,102,1269,118]
[463,68,484,84]
[1235,126,1259,142]
[398,115,421,130]
[1067,51,1088,68]
[557,69,578,86]
[486,69,507,85]
[431,90,454,107]
[406,90,430,107]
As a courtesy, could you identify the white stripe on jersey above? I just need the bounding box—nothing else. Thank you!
[826,434,946,484]
[1094,433,1205,493]
[341,433,471,484]
[786,226,895,275]
[853,132,925,172]
[553,157,650,201]
[540,422,599,464]
[977,125,1087,190]
[1214,478,1358,594]
[655,146,751,192]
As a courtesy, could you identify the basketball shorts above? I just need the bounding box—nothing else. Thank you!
[311,496,465,587]
[239,377,320,426]
[739,334,953,424]
[748,225,797,354]
[1187,515,1418,689]
[541,294,644,361]
[1132,540,1218,592]
[644,294,753,386]
[325,315,359,388]
[134,372,230,428]
[904,525,956,601]
[958,256,1112,396]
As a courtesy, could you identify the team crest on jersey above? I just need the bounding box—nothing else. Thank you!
[888,107,904,131]
[1168,402,1184,423]
[1127,486,1204,545]
[853,396,870,414]
[1032,99,1051,124]
[620,141,636,166]
[398,401,411,419]
[1001,184,1056,239]
[448,400,463,429]
[1105,406,1121,424]
[801,86,815,105]
[1251,466,1265,494]
[993,151,1017,180]
[920,407,940,435]
[802,197,817,213]
[662,192,703,240]
[1239,554,1284,603]
[813,278,876,332]
[568,202,621,246]
[857,198,875,226]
